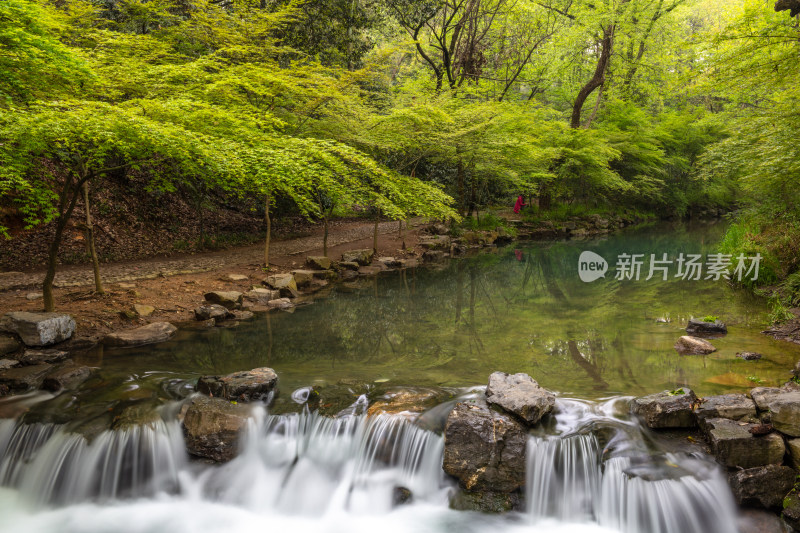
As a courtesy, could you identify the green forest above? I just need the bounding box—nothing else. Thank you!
[1,0,799,310]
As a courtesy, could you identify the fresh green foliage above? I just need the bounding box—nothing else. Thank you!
[702,316,718,323]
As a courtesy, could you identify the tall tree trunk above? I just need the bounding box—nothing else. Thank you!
[570,26,614,129]
[373,217,379,254]
[264,194,271,268]
[456,158,465,216]
[82,182,104,295]
[323,215,330,257]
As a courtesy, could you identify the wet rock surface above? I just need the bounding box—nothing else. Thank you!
[197,367,278,402]
[194,304,233,322]
[341,249,374,266]
[728,465,795,509]
[103,322,177,347]
[751,385,800,437]
[0,364,53,392]
[203,291,243,310]
[631,388,698,428]
[17,349,69,366]
[182,395,250,462]
[674,335,716,355]
[443,400,527,493]
[264,274,298,297]
[449,489,521,514]
[41,362,93,391]
[686,318,728,337]
[705,417,785,468]
[0,312,76,347]
[366,388,450,417]
[485,371,555,425]
[695,393,757,427]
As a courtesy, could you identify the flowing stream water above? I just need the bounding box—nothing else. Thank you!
[0,220,796,532]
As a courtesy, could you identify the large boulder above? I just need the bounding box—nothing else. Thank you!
[443,401,527,493]
[674,336,716,355]
[728,465,795,509]
[103,322,177,348]
[41,362,92,391]
[750,386,800,437]
[341,249,374,266]
[0,312,75,347]
[686,318,728,337]
[194,304,233,322]
[203,291,243,310]
[182,395,250,462]
[197,367,278,402]
[704,417,785,468]
[291,270,324,287]
[631,388,698,429]
[243,288,280,305]
[485,372,555,426]
[0,364,53,392]
[695,393,758,428]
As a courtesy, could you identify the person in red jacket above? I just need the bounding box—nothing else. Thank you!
[513,194,527,214]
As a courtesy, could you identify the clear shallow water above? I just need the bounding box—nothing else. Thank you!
[0,219,792,533]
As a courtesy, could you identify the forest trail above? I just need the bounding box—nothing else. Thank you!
[0,218,425,291]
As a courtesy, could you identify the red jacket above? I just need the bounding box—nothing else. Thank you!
[513,195,526,214]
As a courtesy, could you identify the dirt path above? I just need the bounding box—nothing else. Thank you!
[0,218,424,291]
[0,217,427,345]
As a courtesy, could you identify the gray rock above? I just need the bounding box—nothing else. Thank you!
[429,223,449,235]
[26,292,43,301]
[751,386,800,436]
[737,351,763,361]
[728,465,795,509]
[674,335,716,355]
[194,304,232,321]
[264,274,298,298]
[111,404,162,430]
[738,508,791,533]
[307,256,332,270]
[231,310,254,321]
[291,270,317,287]
[0,359,19,371]
[393,486,413,507]
[419,235,451,251]
[41,362,92,391]
[686,318,728,337]
[378,257,401,268]
[0,335,20,356]
[485,371,555,425]
[225,274,249,282]
[0,364,53,392]
[341,249,374,266]
[182,395,250,462]
[787,438,800,470]
[197,367,278,402]
[449,489,521,513]
[358,266,382,276]
[443,401,527,493]
[103,322,177,347]
[267,298,293,309]
[631,388,698,429]
[695,393,757,428]
[244,288,280,304]
[705,417,785,468]
[18,349,68,366]
[203,291,243,310]
[0,312,75,347]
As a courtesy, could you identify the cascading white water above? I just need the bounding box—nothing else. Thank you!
[0,396,742,533]
[526,399,740,533]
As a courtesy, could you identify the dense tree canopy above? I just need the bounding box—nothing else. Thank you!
[1,0,798,307]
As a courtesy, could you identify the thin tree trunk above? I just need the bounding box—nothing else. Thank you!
[264,194,271,268]
[373,218,379,254]
[323,215,329,257]
[400,220,406,250]
[43,177,83,312]
[456,158,465,216]
[571,26,614,129]
[584,84,605,129]
[82,182,104,295]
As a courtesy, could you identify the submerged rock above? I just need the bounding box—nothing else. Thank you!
[367,388,449,417]
[485,371,555,426]
[341,249,374,266]
[0,364,53,392]
[728,465,795,509]
[392,486,413,507]
[674,335,716,355]
[41,362,92,391]
[197,367,278,402]
[686,318,728,337]
[695,393,757,428]
[704,417,785,468]
[182,395,250,462]
[443,400,527,493]
[103,322,177,347]
[203,291,243,310]
[0,311,75,347]
[737,351,763,361]
[631,388,698,429]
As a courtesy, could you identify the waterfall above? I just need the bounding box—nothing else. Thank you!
[0,418,186,505]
